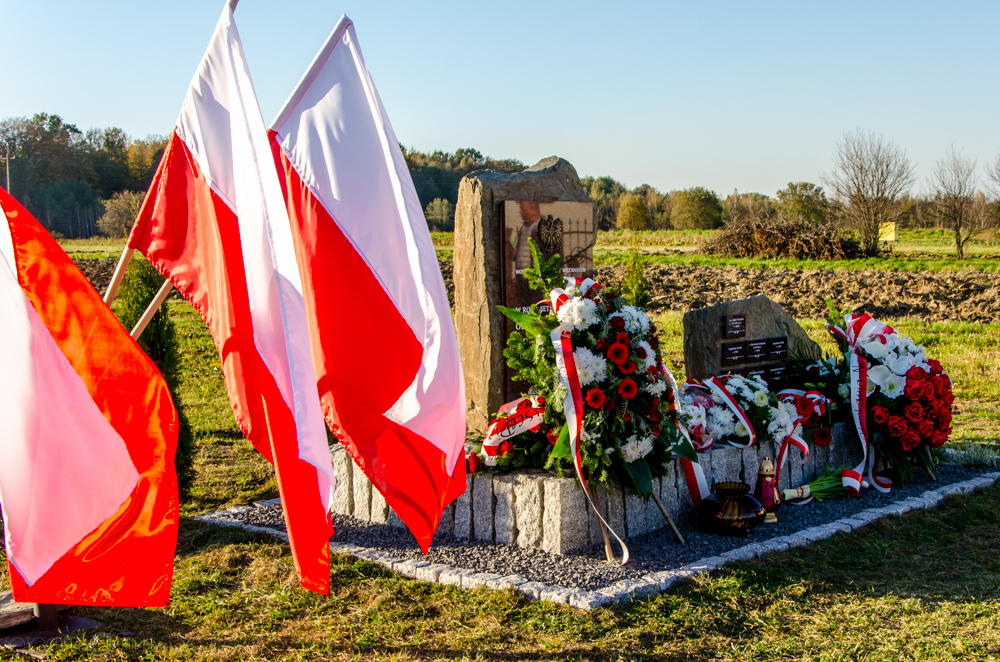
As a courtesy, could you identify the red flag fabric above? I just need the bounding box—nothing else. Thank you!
[0,186,179,606]
[128,5,335,593]
[269,15,466,552]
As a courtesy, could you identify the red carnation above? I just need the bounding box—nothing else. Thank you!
[649,322,657,334]
[596,337,611,352]
[649,337,659,350]
[900,430,921,451]
[620,360,637,375]
[647,365,658,376]
[650,410,663,424]
[622,412,631,422]
[468,453,481,474]
[872,406,890,425]
[610,316,625,332]
[795,396,816,419]
[616,332,630,345]
[618,378,639,399]
[500,440,514,456]
[904,402,925,424]
[917,419,935,439]
[649,398,661,413]
[904,379,925,402]
[585,388,606,409]
[652,425,661,438]
[607,342,630,365]
[887,415,908,438]
[812,427,833,447]
[636,347,647,360]
[529,424,541,433]
[546,428,559,445]
[603,397,616,412]
[536,396,545,406]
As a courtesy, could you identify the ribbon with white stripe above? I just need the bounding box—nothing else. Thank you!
[482,397,545,466]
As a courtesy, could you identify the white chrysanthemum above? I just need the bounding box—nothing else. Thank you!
[881,374,906,399]
[637,340,656,369]
[753,390,770,407]
[752,374,767,387]
[728,375,746,389]
[563,281,578,297]
[711,408,736,427]
[573,346,608,385]
[556,297,599,331]
[622,436,643,463]
[637,436,654,458]
[644,380,667,397]
[838,383,850,399]
[612,305,651,335]
[735,421,750,437]
[711,392,724,405]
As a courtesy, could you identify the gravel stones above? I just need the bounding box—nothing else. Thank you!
[216,465,998,603]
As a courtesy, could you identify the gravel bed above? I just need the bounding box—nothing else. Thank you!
[218,464,994,591]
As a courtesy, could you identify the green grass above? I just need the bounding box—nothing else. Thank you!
[5,484,1000,660]
[59,236,128,260]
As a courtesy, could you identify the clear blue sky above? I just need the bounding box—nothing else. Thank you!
[3,0,998,197]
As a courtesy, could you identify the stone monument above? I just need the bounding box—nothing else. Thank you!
[453,157,595,432]
[683,294,822,383]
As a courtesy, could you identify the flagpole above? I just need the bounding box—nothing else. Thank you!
[103,246,135,306]
[130,279,173,340]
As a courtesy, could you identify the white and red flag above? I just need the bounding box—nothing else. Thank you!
[269,16,466,551]
[0,186,179,606]
[128,3,336,592]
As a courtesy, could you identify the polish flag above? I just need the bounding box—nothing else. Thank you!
[0,186,178,606]
[128,4,336,593]
[269,16,466,551]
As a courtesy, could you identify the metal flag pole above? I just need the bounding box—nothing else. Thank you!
[130,278,174,340]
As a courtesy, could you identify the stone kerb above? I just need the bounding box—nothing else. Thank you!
[330,422,860,555]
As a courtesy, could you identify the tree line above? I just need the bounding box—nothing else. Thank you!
[2,115,997,257]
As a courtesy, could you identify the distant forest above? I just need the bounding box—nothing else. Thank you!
[0,112,990,240]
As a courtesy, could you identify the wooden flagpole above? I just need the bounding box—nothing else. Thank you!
[130,279,174,340]
[103,246,135,306]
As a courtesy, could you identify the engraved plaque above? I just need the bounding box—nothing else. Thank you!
[721,341,746,367]
[767,362,787,385]
[722,314,747,339]
[746,338,768,363]
[746,366,769,381]
[503,200,595,400]
[767,336,788,361]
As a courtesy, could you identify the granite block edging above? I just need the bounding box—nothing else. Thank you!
[198,472,1000,611]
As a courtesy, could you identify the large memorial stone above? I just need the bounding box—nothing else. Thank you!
[454,157,595,432]
[683,295,822,382]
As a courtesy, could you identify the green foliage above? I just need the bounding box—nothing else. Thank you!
[403,146,525,218]
[622,231,650,308]
[423,197,455,231]
[98,189,144,237]
[616,192,649,231]
[776,181,830,223]
[670,186,723,230]
[522,237,563,296]
[113,256,194,492]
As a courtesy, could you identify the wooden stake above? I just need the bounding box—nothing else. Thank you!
[650,490,686,545]
[130,279,173,340]
[103,246,135,306]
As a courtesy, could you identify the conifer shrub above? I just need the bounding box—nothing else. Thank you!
[112,256,195,493]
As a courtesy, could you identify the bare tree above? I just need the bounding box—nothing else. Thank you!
[988,152,1000,199]
[929,147,992,259]
[824,129,915,256]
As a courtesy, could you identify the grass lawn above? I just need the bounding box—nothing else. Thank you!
[3,482,1000,660]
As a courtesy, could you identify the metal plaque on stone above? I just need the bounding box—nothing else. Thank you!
[746,338,768,363]
[722,314,747,339]
[767,336,788,361]
[502,200,595,401]
[721,341,746,367]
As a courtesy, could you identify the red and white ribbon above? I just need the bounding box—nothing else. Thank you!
[482,397,545,466]
[773,389,828,492]
[828,313,893,496]
[550,280,629,564]
[684,377,757,449]
[664,368,710,506]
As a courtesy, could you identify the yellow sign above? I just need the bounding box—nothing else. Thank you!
[878,222,897,242]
